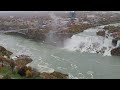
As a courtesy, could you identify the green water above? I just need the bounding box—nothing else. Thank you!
[0,33,120,79]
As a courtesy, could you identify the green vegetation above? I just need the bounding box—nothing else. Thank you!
[1,66,23,79]
[0,66,43,79]
[0,46,68,79]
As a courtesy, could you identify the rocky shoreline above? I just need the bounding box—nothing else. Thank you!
[96,25,120,39]
[96,25,120,56]
[0,46,69,79]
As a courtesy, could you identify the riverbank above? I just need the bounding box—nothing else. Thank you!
[0,46,68,79]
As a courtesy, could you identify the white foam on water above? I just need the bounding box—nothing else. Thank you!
[116,40,120,47]
[28,61,54,73]
[68,73,78,79]
[37,64,54,73]
[78,72,85,79]
[63,25,117,56]
[64,34,111,54]
[86,71,94,79]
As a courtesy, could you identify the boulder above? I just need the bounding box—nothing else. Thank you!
[40,71,68,79]
[96,31,105,37]
[112,32,120,40]
[0,46,13,57]
[14,55,33,68]
[50,71,68,79]
[32,69,40,78]
[17,66,28,76]
[112,39,118,46]
[111,47,120,56]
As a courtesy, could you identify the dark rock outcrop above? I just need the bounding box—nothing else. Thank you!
[102,26,120,40]
[4,28,49,41]
[111,47,120,56]
[14,55,33,68]
[40,71,68,79]
[112,39,118,46]
[112,32,120,40]
[17,66,28,76]
[0,46,13,57]
[25,28,49,41]
[96,31,105,37]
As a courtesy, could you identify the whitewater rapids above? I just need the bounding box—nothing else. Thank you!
[63,24,120,56]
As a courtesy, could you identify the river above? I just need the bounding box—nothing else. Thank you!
[0,23,120,79]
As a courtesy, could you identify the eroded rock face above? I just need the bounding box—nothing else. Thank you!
[26,28,49,41]
[14,55,33,68]
[111,47,120,56]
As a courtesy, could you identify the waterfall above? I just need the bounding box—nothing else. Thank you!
[64,34,112,54]
[63,26,116,56]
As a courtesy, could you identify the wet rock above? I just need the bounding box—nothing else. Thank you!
[112,39,118,46]
[103,26,120,40]
[4,32,28,38]
[32,69,40,77]
[96,31,105,37]
[111,47,120,56]
[96,47,107,54]
[40,71,68,79]
[14,55,33,68]
[17,66,28,76]
[0,46,6,51]
[4,28,50,42]
[50,71,68,79]
[0,46,13,57]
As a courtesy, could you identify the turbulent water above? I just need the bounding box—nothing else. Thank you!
[0,23,120,79]
[64,24,120,56]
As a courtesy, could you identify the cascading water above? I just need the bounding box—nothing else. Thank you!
[63,25,119,56]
